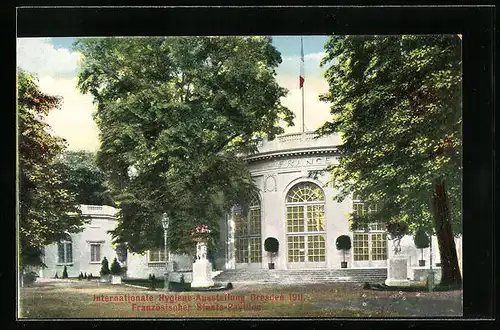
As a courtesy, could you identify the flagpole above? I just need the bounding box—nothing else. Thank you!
[300,36,305,133]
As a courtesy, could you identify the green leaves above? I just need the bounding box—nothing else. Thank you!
[318,35,462,234]
[75,37,291,253]
[18,70,85,269]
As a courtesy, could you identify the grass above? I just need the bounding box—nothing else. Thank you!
[19,281,461,318]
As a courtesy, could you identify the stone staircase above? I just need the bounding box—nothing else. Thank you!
[213,268,387,284]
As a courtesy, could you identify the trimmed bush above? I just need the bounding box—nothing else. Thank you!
[54,272,59,279]
[414,229,430,262]
[100,257,110,276]
[336,235,352,266]
[264,237,279,268]
[110,258,122,275]
[62,266,68,279]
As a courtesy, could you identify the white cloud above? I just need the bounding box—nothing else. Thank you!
[37,76,100,152]
[276,74,332,133]
[304,52,326,62]
[17,38,81,77]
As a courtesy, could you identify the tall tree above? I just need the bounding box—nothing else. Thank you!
[18,70,84,269]
[74,36,293,254]
[54,151,114,206]
[318,35,462,286]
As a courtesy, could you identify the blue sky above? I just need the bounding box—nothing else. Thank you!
[17,36,333,151]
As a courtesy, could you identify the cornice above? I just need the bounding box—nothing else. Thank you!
[245,146,340,163]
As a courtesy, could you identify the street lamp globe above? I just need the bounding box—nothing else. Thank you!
[161,213,169,230]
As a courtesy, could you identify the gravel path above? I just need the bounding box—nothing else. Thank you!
[313,291,463,316]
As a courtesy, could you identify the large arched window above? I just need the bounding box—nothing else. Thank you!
[57,234,73,264]
[286,182,326,264]
[234,195,262,263]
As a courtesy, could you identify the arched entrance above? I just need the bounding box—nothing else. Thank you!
[285,182,326,268]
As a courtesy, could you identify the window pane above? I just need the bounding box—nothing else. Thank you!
[249,237,262,263]
[90,244,101,262]
[286,206,304,232]
[371,233,387,260]
[58,243,65,263]
[286,182,325,203]
[66,243,72,263]
[287,236,305,262]
[307,205,325,232]
[353,233,369,261]
[307,235,326,262]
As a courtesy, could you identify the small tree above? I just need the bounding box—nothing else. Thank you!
[336,235,352,268]
[100,257,110,276]
[414,229,431,266]
[264,237,279,269]
[62,266,68,279]
[110,258,122,275]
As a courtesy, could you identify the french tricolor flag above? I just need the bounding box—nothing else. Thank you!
[299,37,305,88]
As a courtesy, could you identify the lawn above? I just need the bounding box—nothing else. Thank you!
[19,280,462,318]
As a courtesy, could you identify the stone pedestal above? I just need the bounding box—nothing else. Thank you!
[385,255,411,286]
[190,240,214,288]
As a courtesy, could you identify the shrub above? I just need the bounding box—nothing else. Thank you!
[62,266,68,279]
[414,229,430,249]
[100,257,110,276]
[23,271,39,285]
[84,272,87,279]
[414,229,430,261]
[54,272,59,279]
[88,273,93,280]
[149,274,157,290]
[78,272,83,280]
[180,274,185,284]
[110,258,122,275]
[336,235,352,262]
[264,237,279,265]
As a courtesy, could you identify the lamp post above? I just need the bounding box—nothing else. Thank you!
[161,213,169,291]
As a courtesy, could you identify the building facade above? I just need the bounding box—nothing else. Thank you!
[39,205,122,279]
[37,132,462,281]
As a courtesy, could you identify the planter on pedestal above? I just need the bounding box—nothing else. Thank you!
[413,229,430,268]
[191,237,214,288]
[264,237,279,270]
[336,235,352,269]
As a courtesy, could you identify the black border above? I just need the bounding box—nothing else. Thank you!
[7,4,496,330]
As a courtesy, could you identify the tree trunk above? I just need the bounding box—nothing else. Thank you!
[431,179,462,287]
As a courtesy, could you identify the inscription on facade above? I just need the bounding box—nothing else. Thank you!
[270,156,337,169]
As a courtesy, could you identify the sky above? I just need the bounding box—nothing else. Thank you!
[16,36,332,152]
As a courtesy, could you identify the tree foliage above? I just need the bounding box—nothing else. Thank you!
[54,150,114,206]
[319,35,462,285]
[74,36,293,254]
[18,70,84,269]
